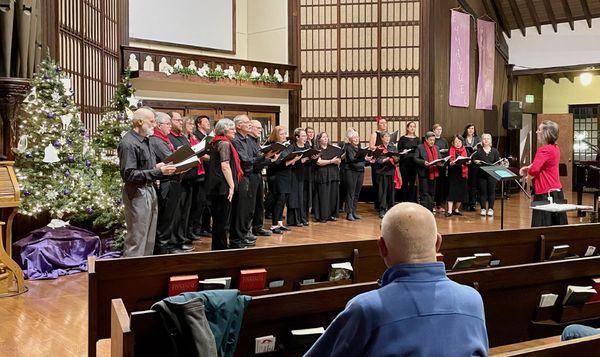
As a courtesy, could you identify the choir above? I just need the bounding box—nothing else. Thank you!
[121,109,512,255]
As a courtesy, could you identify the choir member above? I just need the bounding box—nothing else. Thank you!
[192,115,213,236]
[314,132,342,222]
[369,117,388,209]
[374,132,402,218]
[414,131,442,212]
[249,120,275,236]
[446,135,469,217]
[303,126,316,222]
[432,124,449,213]
[231,115,275,247]
[520,121,567,227]
[182,116,209,241]
[472,133,500,217]
[206,119,243,250]
[287,128,316,226]
[118,108,176,257]
[267,126,302,233]
[167,112,195,251]
[397,121,420,203]
[462,123,481,211]
[343,129,373,221]
[306,126,316,148]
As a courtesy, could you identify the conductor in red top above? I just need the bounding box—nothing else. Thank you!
[520,120,567,227]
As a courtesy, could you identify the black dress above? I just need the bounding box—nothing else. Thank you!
[314,146,340,221]
[302,142,315,223]
[447,148,469,203]
[397,136,420,203]
[267,144,293,226]
[374,144,397,213]
[434,137,449,207]
[464,135,481,208]
[371,131,383,209]
[287,143,306,226]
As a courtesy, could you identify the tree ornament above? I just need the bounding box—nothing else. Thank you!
[64,170,71,178]
[55,65,62,73]
[25,152,33,159]
[67,154,75,163]
[42,144,60,163]
[63,189,70,196]
[61,113,72,130]
[66,138,73,146]
[17,135,28,153]
[47,112,56,119]
[86,207,93,214]
[53,140,62,148]
[85,159,91,168]
[24,191,31,196]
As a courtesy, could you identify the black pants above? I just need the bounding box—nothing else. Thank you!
[230,176,252,246]
[173,181,193,247]
[532,190,568,227]
[478,176,496,210]
[250,173,265,232]
[465,164,479,207]
[339,168,347,212]
[371,167,379,209]
[155,180,181,253]
[434,167,449,206]
[377,175,395,212]
[264,177,275,218]
[344,170,364,215]
[272,192,289,226]
[187,179,207,237]
[209,194,231,250]
[399,164,418,203]
[418,177,436,211]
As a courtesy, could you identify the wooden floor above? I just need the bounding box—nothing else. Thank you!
[0,191,595,356]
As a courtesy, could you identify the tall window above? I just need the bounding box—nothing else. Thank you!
[570,104,599,162]
[298,0,421,142]
[58,0,120,133]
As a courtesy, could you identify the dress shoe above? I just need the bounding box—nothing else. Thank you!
[352,213,362,219]
[228,243,246,249]
[242,239,256,247]
[453,210,463,216]
[280,226,291,231]
[245,233,257,241]
[346,214,355,221]
[327,216,338,222]
[301,221,310,226]
[444,212,453,217]
[169,248,188,254]
[181,244,195,251]
[271,227,283,234]
[253,228,272,236]
[198,231,212,237]
[317,219,327,223]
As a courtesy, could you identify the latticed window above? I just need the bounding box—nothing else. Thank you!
[298,0,421,142]
[571,105,599,162]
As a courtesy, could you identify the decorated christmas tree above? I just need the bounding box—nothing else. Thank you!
[15,56,96,219]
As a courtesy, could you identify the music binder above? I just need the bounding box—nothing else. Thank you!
[260,142,288,154]
[320,145,345,160]
[301,148,320,159]
[390,130,399,144]
[428,156,450,166]
[451,153,476,165]
[283,150,305,161]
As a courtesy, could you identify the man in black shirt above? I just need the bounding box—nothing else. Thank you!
[192,115,212,237]
[249,119,276,236]
[118,108,176,257]
[231,115,277,247]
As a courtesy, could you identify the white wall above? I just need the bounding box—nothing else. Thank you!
[247,0,288,63]
[506,19,600,69]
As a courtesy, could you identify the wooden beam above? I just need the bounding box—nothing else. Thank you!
[561,0,575,31]
[549,74,561,84]
[525,0,542,35]
[490,0,511,38]
[542,0,558,33]
[508,0,526,36]
[536,74,546,85]
[580,0,593,28]
[565,72,575,83]
[513,62,600,76]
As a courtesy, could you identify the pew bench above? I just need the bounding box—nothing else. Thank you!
[490,333,600,356]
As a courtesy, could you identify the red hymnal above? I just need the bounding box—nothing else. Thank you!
[168,274,199,296]
[436,253,444,262]
[589,278,600,303]
[239,268,267,292]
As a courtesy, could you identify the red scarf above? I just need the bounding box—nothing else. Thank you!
[424,143,439,180]
[187,134,205,176]
[450,146,469,178]
[153,130,175,152]
[379,144,402,189]
[212,135,243,183]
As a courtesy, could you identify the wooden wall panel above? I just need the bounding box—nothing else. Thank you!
[298,0,421,143]
[515,75,543,114]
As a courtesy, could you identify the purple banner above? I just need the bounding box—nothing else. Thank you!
[476,19,496,110]
[449,10,470,108]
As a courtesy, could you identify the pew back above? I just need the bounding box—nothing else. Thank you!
[492,334,600,356]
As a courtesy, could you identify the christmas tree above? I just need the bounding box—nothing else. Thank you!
[85,68,139,247]
[15,56,96,219]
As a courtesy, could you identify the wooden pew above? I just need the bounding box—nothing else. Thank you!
[89,240,385,357]
[490,334,600,356]
[110,282,379,357]
[110,256,600,356]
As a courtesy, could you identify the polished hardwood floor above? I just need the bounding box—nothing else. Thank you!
[0,191,596,356]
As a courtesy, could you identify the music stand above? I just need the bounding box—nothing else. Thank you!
[481,166,518,229]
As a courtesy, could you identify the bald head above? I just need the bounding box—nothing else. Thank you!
[132,108,156,137]
[379,202,440,266]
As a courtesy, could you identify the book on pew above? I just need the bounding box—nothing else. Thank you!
[168,274,199,296]
[329,262,353,281]
[562,285,598,306]
[538,293,559,308]
[548,244,570,260]
[472,253,492,268]
[239,268,267,292]
[287,327,325,350]
[255,335,276,354]
[589,278,600,303]
[452,256,476,270]
[268,279,285,288]
[585,246,597,257]
[260,142,288,154]
[199,277,232,290]
[320,145,345,160]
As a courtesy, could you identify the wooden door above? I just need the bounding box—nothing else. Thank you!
[537,114,574,192]
[221,110,248,120]
[187,109,218,126]
[249,112,277,142]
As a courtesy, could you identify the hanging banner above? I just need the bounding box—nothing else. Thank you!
[476,19,496,110]
[449,10,471,108]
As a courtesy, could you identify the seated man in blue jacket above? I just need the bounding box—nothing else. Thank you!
[305,202,489,357]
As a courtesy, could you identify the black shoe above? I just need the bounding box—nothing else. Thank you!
[445,212,453,217]
[253,228,272,236]
[242,239,256,247]
[245,233,257,241]
[290,222,303,227]
[378,211,385,219]
[181,244,195,251]
[317,218,327,223]
[353,213,362,219]
[169,248,188,254]
[346,214,355,221]
[188,235,202,241]
[280,226,291,231]
[466,206,476,212]
[453,210,463,216]
[271,227,283,234]
[199,231,212,237]
[328,216,338,222]
[228,243,246,249]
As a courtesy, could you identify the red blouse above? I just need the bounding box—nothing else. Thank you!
[529,144,562,195]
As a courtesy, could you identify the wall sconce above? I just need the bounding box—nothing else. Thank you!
[580,72,593,86]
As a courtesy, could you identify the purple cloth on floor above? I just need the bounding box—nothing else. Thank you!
[13,225,121,280]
